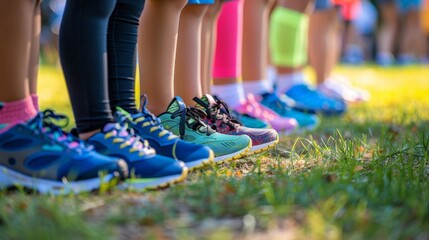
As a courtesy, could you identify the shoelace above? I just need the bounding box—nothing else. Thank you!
[171,105,215,139]
[194,97,240,130]
[103,121,154,157]
[33,110,91,153]
[136,96,177,140]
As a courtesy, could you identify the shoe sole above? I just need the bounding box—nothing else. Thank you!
[118,167,188,191]
[187,150,215,171]
[214,141,252,164]
[0,166,118,195]
[247,136,279,156]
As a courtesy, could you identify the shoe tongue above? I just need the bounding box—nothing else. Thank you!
[203,94,216,106]
[166,96,186,113]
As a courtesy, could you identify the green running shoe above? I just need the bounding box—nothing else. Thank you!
[158,97,252,164]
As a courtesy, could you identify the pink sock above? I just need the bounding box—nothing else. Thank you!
[0,96,37,133]
[31,94,39,111]
[213,0,244,79]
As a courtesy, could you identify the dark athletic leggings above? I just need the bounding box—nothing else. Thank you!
[59,0,144,134]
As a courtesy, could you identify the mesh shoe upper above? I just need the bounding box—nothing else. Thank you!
[194,95,279,147]
[158,96,251,158]
[0,110,125,182]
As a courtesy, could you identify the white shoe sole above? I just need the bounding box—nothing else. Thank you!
[0,166,117,195]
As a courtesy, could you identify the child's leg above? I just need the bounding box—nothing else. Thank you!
[138,0,187,115]
[59,0,117,137]
[0,0,38,132]
[270,0,311,96]
[201,0,223,95]
[29,1,41,111]
[376,1,397,64]
[242,0,276,95]
[309,3,339,85]
[212,0,246,108]
[174,4,209,105]
[107,0,145,114]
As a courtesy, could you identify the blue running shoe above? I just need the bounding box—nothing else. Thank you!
[284,84,347,115]
[83,122,188,190]
[115,97,214,171]
[260,93,319,131]
[0,110,127,195]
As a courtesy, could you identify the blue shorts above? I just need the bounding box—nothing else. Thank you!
[188,0,215,4]
[315,0,333,11]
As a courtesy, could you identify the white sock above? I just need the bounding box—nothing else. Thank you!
[242,80,273,95]
[266,65,277,87]
[275,71,306,96]
[211,83,245,109]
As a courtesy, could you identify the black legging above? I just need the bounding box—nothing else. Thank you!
[59,0,144,134]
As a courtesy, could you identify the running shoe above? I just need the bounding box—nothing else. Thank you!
[317,78,370,103]
[83,122,188,190]
[233,93,298,134]
[230,110,271,129]
[376,52,395,67]
[284,84,347,115]
[115,97,214,171]
[0,110,127,195]
[260,92,319,131]
[194,94,279,155]
[158,96,251,163]
[211,96,270,129]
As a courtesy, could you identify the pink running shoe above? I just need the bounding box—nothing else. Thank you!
[234,93,298,134]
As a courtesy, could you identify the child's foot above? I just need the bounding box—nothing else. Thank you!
[194,95,279,155]
[233,93,298,134]
[158,97,252,164]
[83,122,188,190]
[284,83,347,116]
[115,98,214,171]
[0,110,127,195]
[318,78,370,103]
[259,93,319,131]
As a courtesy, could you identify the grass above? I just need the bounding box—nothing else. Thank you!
[1,65,429,239]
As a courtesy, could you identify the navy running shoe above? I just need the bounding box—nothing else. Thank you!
[115,99,214,170]
[260,92,319,131]
[284,84,347,115]
[0,110,127,195]
[83,121,188,190]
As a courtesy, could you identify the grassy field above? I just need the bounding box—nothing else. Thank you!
[1,65,429,239]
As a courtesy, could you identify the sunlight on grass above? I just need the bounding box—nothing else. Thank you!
[1,65,426,239]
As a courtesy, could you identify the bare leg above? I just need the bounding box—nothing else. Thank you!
[175,4,208,105]
[201,0,223,94]
[0,0,35,102]
[309,8,338,85]
[377,3,397,57]
[28,0,41,96]
[138,0,187,115]
[242,0,276,83]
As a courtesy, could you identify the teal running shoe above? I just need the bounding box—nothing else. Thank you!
[158,97,252,163]
[0,110,127,195]
[230,110,271,129]
[115,97,214,171]
[260,93,319,130]
[83,122,188,190]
